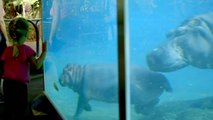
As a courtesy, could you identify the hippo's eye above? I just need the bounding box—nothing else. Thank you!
[59,75,67,86]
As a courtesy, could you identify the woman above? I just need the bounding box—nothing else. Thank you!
[0,0,8,103]
[0,0,8,78]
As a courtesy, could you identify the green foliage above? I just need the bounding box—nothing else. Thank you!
[4,0,40,19]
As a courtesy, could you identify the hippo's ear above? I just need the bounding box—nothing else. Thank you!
[63,64,73,73]
[66,64,73,71]
[166,28,186,39]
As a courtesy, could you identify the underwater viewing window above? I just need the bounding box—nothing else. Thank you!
[42,0,213,120]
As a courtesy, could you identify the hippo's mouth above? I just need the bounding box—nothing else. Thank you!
[146,46,188,72]
[147,58,186,72]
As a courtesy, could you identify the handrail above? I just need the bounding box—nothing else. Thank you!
[27,19,40,57]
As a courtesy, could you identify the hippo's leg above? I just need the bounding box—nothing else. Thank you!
[74,94,89,117]
[135,98,159,115]
[84,103,92,111]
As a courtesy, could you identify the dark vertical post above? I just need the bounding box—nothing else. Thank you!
[27,20,39,57]
[117,0,126,120]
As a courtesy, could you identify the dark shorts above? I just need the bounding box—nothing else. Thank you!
[3,79,28,120]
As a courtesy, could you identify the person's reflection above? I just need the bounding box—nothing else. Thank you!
[104,0,117,41]
[48,0,82,51]
[48,0,59,46]
[48,0,117,51]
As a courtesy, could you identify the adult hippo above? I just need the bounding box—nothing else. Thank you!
[146,12,213,72]
[59,64,172,117]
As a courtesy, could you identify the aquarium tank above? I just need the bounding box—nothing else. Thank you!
[42,0,213,120]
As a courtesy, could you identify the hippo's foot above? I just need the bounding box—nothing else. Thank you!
[74,103,91,117]
[84,103,92,111]
[72,104,91,119]
[74,95,89,117]
[135,105,155,115]
[72,115,80,120]
[135,98,159,115]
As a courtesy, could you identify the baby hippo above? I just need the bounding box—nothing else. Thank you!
[59,64,172,117]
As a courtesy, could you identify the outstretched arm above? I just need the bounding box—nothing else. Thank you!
[31,42,47,69]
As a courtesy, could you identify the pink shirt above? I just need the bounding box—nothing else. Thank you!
[1,44,36,84]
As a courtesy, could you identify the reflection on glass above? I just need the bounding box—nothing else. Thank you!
[127,0,213,120]
[42,0,118,119]
[42,0,213,119]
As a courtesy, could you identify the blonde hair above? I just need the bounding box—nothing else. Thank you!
[9,17,29,41]
[8,17,29,57]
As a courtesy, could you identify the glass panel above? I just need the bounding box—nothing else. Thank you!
[127,0,213,120]
[42,0,118,119]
